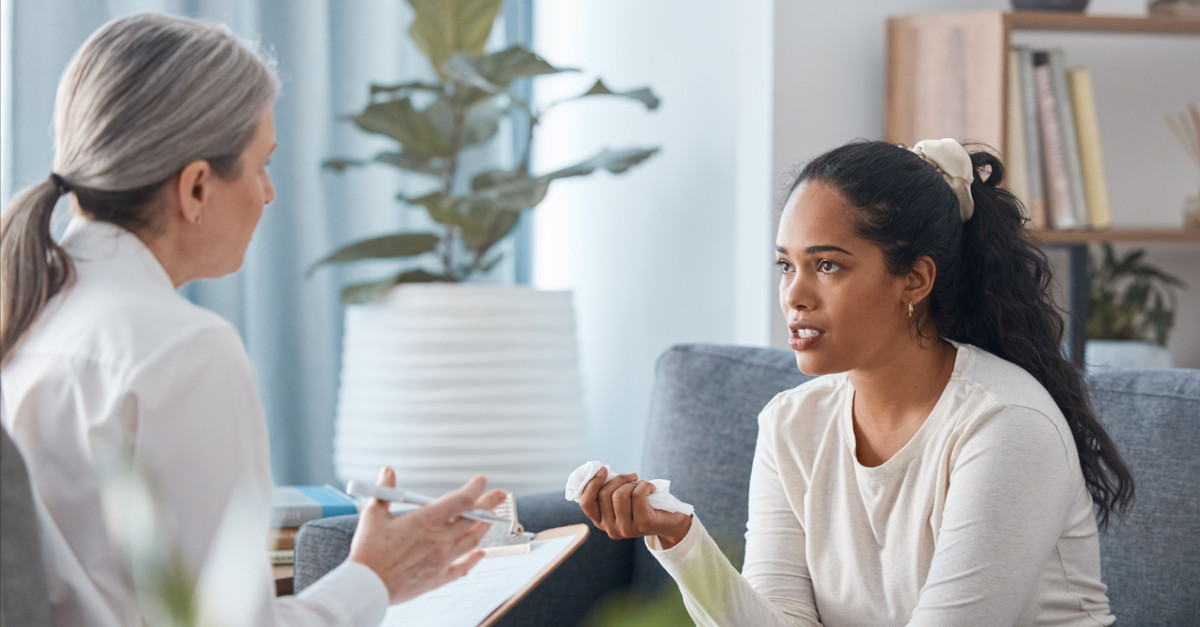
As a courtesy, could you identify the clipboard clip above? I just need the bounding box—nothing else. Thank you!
[479,491,535,556]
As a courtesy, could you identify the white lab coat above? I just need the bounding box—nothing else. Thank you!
[1,217,388,626]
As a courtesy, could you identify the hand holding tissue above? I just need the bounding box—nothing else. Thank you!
[564,461,694,516]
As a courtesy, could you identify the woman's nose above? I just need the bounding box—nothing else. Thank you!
[782,273,813,312]
[263,173,276,205]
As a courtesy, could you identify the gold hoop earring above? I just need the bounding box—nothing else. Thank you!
[908,301,914,319]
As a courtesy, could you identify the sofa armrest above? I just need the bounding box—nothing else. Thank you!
[292,491,637,624]
[293,514,359,593]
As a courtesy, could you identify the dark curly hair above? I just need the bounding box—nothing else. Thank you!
[788,139,1134,528]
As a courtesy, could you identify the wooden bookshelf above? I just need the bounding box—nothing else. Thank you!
[1006,11,1200,35]
[1032,228,1200,244]
[885,11,1200,158]
[886,11,1200,366]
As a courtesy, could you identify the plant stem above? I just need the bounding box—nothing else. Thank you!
[442,96,470,281]
[517,109,538,178]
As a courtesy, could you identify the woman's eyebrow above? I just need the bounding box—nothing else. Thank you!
[804,245,854,256]
[774,244,854,256]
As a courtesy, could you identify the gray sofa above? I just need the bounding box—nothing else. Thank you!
[296,344,1200,625]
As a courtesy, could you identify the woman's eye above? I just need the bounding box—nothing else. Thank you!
[817,260,842,274]
[774,259,793,274]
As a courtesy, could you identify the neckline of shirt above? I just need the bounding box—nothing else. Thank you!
[840,341,974,478]
[62,216,175,291]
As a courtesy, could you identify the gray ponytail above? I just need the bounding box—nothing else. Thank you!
[0,12,279,366]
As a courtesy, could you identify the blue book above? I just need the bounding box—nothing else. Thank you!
[271,485,359,528]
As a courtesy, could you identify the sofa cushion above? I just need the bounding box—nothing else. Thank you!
[1090,368,1200,625]
[634,344,814,591]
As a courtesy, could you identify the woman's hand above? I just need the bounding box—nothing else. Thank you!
[347,467,507,604]
[577,467,693,549]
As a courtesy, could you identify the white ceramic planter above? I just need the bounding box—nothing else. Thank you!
[1084,339,1172,373]
[333,285,587,496]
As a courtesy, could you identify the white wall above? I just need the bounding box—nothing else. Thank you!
[532,0,777,470]
[534,0,1200,472]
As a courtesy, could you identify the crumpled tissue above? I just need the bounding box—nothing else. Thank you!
[564,460,694,516]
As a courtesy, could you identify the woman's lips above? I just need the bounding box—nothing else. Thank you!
[788,325,824,351]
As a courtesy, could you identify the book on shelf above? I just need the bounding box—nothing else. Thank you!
[1015,46,1047,229]
[267,526,300,551]
[1066,66,1112,230]
[1032,50,1083,230]
[1006,48,1031,217]
[269,548,295,566]
[1012,46,1112,232]
[271,484,359,529]
[1046,49,1090,229]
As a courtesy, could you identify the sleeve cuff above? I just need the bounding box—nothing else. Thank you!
[297,560,389,627]
[646,515,706,559]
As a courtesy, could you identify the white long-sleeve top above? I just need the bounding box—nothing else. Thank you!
[1,218,388,627]
[649,342,1115,626]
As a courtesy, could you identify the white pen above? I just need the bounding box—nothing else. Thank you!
[345,480,508,524]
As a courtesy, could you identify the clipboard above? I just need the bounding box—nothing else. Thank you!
[479,524,589,626]
[381,523,589,627]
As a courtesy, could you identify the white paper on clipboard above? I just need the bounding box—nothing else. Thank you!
[381,526,585,627]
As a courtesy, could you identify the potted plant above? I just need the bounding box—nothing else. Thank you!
[312,0,660,495]
[1085,243,1187,371]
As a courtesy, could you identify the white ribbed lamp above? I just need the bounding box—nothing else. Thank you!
[333,285,587,496]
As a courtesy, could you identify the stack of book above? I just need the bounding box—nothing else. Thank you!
[1007,46,1111,231]
[269,485,359,567]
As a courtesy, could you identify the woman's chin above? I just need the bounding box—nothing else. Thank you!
[793,353,844,377]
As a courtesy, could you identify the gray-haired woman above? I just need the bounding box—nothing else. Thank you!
[0,13,504,626]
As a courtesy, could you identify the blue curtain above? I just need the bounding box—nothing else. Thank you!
[1,0,524,484]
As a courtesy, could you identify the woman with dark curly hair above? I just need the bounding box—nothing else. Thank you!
[577,138,1133,625]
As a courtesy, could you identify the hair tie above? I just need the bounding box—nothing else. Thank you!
[49,173,71,197]
[908,139,974,222]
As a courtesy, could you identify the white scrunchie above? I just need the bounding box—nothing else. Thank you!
[909,138,975,222]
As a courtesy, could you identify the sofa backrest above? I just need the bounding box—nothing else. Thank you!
[634,344,1200,623]
[633,344,813,591]
[1089,368,1200,625]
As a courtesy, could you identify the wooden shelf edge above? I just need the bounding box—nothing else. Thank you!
[1030,228,1200,244]
[1008,11,1200,35]
[889,10,1200,35]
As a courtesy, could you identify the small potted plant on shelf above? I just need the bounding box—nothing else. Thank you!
[1085,243,1187,371]
[310,0,660,496]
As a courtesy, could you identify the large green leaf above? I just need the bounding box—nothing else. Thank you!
[407,0,502,78]
[341,268,452,304]
[308,233,441,275]
[322,158,367,172]
[465,178,552,211]
[369,81,443,98]
[461,147,659,212]
[544,79,661,113]
[481,46,574,86]
[471,168,522,192]
[462,102,507,148]
[351,97,456,157]
[405,191,491,245]
[443,46,574,93]
[545,146,661,177]
[579,79,661,110]
[373,151,450,177]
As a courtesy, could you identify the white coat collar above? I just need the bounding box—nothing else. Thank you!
[61,216,175,290]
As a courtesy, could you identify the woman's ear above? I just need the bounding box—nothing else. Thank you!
[174,159,212,225]
[904,255,938,308]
